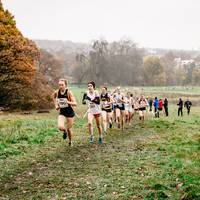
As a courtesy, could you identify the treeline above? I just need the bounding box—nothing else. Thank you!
[0,2,63,110]
[72,39,200,86]
[1,1,200,110]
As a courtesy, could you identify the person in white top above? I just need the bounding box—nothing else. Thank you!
[138,95,148,123]
[124,92,134,126]
[112,87,126,130]
[82,81,103,144]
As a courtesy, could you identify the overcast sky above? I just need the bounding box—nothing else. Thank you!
[2,0,200,50]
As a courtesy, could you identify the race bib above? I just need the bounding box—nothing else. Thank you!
[57,98,68,108]
[117,98,121,103]
[89,102,96,108]
[102,101,109,108]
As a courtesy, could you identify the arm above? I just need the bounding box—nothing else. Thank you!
[145,99,149,106]
[67,91,77,106]
[91,96,100,105]
[91,91,100,105]
[108,94,114,104]
[120,94,126,103]
[52,90,59,110]
[82,93,87,104]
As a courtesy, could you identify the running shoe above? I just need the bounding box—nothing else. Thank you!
[63,131,68,140]
[69,141,73,147]
[98,137,103,144]
[89,135,94,143]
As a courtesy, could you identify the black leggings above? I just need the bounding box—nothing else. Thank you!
[164,106,168,116]
[178,107,183,116]
[186,107,191,115]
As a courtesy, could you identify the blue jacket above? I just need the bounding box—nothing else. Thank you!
[154,99,159,108]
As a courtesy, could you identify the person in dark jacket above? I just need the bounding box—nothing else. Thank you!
[153,97,159,118]
[177,98,183,116]
[163,98,169,116]
[184,98,192,115]
[148,97,153,112]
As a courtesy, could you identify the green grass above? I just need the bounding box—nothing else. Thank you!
[0,87,200,199]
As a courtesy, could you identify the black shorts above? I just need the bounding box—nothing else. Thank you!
[158,108,163,111]
[113,105,117,110]
[102,108,112,113]
[139,107,146,111]
[59,107,75,118]
[116,104,125,111]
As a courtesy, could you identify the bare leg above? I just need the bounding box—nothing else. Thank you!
[101,111,107,133]
[121,110,125,130]
[66,117,74,144]
[95,115,103,138]
[116,108,121,129]
[58,115,66,132]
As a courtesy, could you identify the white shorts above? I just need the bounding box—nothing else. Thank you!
[125,105,133,113]
[139,110,146,116]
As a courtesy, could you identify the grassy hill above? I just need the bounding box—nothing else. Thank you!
[0,87,200,199]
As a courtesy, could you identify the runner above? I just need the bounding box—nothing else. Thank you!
[113,87,126,130]
[133,97,140,115]
[53,78,77,146]
[130,93,135,120]
[82,81,103,144]
[100,86,113,134]
[111,87,119,124]
[124,91,134,126]
[138,95,148,123]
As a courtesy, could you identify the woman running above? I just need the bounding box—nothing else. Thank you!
[138,95,148,123]
[100,86,113,134]
[53,78,77,146]
[124,91,134,126]
[133,97,140,114]
[113,88,126,130]
[82,81,103,144]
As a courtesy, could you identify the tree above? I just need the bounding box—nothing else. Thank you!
[192,67,200,85]
[0,3,39,108]
[88,39,109,84]
[143,56,166,86]
[72,53,90,84]
[38,49,64,88]
[0,2,53,109]
[72,38,144,86]
[161,51,176,85]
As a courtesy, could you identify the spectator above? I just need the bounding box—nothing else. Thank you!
[163,98,169,116]
[153,97,159,118]
[184,98,192,115]
[177,98,183,116]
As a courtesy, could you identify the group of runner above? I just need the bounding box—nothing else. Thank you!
[53,79,192,146]
[53,79,150,146]
[81,82,149,144]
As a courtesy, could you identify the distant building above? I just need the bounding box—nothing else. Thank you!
[174,58,194,66]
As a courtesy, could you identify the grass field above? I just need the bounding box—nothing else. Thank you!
[0,87,200,200]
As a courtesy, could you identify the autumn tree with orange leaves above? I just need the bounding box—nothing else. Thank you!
[0,2,53,109]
